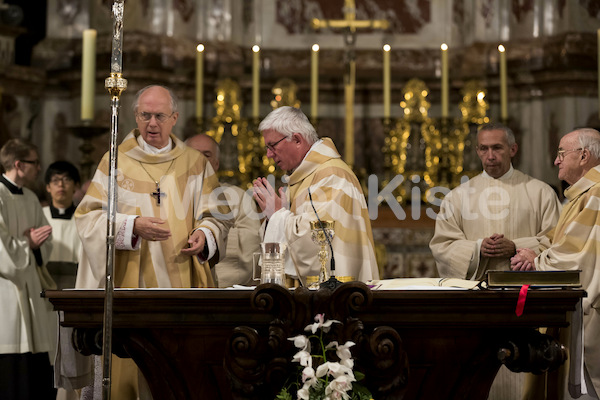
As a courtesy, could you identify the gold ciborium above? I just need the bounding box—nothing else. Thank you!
[310,220,335,288]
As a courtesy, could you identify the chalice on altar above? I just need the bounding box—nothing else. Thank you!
[309,220,335,288]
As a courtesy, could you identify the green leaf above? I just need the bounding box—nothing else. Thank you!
[275,387,293,400]
[351,382,374,400]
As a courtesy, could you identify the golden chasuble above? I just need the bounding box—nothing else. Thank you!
[268,138,378,282]
[75,130,230,289]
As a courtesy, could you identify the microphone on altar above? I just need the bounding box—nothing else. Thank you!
[308,187,342,289]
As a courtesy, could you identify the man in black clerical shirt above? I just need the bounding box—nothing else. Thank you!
[0,138,56,399]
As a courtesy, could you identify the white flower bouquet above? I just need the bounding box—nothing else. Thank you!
[276,314,374,400]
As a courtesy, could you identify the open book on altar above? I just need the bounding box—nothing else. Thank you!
[367,277,481,290]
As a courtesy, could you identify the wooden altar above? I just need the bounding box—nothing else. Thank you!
[45,283,584,400]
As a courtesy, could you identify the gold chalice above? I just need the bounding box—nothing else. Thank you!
[310,220,335,288]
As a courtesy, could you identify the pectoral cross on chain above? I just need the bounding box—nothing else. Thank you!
[151,182,165,205]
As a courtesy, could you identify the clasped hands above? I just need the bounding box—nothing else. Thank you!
[481,233,516,258]
[510,248,537,271]
[133,217,206,256]
[252,177,287,219]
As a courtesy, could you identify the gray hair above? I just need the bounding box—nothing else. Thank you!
[575,128,600,159]
[478,122,516,146]
[132,85,179,113]
[258,106,319,144]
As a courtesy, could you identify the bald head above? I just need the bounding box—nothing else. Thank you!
[186,134,220,172]
[555,128,600,185]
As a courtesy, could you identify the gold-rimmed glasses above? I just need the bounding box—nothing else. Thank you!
[556,148,583,161]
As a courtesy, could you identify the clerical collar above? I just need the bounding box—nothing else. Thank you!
[49,203,76,220]
[137,135,173,154]
[0,174,23,195]
[482,164,514,180]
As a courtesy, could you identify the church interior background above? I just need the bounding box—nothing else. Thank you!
[1,0,599,280]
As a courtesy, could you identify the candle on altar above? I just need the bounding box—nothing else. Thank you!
[252,45,260,119]
[498,44,508,120]
[196,44,204,120]
[441,43,449,118]
[383,44,391,119]
[311,44,319,120]
[81,29,97,121]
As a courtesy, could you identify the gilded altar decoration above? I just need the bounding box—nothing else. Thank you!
[382,78,489,204]
[271,78,301,109]
[206,79,249,187]
[460,80,489,178]
[205,79,278,187]
[422,118,469,190]
[382,78,430,204]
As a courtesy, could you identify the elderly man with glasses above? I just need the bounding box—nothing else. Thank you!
[512,128,600,400]
[252,106,379,287]
[73,85,231,399]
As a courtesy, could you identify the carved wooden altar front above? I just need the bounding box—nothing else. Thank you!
[45,283,583,400]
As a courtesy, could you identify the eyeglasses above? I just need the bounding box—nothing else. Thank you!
[556,148,583,161]
[20,159,40,166]
[136,111,174,123]
[49,176,74,186]
[265,136,287,152]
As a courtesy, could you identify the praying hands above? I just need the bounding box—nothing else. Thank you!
[252,177,287,219]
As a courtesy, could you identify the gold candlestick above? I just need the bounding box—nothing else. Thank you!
[310,220,335,288]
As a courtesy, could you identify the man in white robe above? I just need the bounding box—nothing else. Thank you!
[512,128,600,399]
[430,123,561,280]
[429,123,561,400]
[252,106,378,285]
[186,133,261,287]
[0,138,56,399]
[43,161,87,400]
[75,85,231,399]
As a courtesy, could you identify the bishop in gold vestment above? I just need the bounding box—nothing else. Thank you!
[74,85,230,399]
[253,106,378,283]
[512,128,600,399]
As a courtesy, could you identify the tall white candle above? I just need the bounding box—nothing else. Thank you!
[252,45,260,119]
[196,44,204,120]
[498,44,507,120]
[311,44,319,120]
[383,44,391,119]
[81,29,97,121]
[441,43,449,118]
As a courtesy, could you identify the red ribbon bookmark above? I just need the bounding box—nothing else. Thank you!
[516,284,530,316]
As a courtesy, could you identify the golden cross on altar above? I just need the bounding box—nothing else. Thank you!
[311,0,389,167]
